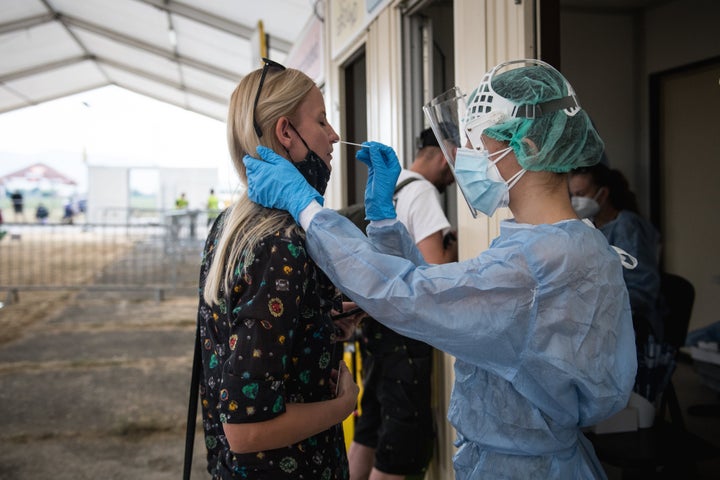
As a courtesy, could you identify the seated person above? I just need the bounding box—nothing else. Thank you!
[569,163,669,403]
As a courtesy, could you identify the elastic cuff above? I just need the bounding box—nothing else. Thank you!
[369,218,399,228]
[299,200,324,230]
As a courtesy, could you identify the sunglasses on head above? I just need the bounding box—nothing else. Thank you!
[253,57,287,138]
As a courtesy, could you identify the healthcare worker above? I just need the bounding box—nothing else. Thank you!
[243,59,637,479]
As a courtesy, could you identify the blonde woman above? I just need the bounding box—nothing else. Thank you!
[197,59,360,479]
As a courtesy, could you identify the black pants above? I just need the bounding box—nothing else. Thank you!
[354,319,434,475]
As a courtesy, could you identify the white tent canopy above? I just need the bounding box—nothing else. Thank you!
[0,0,319,121]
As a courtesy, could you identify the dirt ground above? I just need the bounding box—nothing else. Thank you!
[0,286,208,480]
[0,282,209,479]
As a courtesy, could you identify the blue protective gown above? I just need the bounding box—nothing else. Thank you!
[599,210,662,338]
[304,209,637,479]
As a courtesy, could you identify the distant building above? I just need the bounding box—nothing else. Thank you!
[0,163,78,197]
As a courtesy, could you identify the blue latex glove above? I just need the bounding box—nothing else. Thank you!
[243,145,324,222]
[356,141,401,221]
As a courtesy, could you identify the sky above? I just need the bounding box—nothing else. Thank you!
[0,85,236,195]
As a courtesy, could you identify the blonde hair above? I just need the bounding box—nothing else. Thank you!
[203,66,316,305]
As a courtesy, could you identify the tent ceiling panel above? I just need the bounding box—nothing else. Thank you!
[186,94,229,123]
[0,87,25,112]
[75,29,181,84]
[0,23,83,77]
[51,0,169,47]
[178,0,310,48]
[0,0,316,121]
[102,63,186,101]
[0,0,46,23]
[4,61,107,103]
[180,65,237,102]
[111,69,187,108]
[172,15,251,77]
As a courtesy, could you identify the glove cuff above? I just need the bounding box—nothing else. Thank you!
[290,191,323,223]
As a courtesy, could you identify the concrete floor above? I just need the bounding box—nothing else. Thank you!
[599,354,720,479]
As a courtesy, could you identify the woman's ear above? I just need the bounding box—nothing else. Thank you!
[275,116,293,150]
[521,137,539,155]
[596,185,610,205]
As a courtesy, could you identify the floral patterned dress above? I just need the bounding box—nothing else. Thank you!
[197,211,348,479]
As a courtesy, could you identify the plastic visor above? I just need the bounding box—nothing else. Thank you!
[423,86,478,218]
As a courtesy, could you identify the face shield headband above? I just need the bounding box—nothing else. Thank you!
[464,59,581,149]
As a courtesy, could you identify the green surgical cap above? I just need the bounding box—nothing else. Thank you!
[480,64,604,173]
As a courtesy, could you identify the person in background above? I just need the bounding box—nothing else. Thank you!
[35,203,49,224]
[243,59,637,479]
[348,128,457,480]
[196,58,360,479]
[0,207,5,241]
[569,163,665,402]
[206,188,220,226]
[10,190,25,222]
[61,200,75,224]
[568,163,661,337]
[175,192,189,209]
[395,127,458,264]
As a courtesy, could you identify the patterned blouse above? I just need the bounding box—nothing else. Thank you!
[197,211,348,479]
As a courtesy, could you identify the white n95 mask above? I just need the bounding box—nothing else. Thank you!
[454,146,525,217]
[571,196,600,219]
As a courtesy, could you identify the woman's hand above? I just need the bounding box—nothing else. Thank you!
[331,361,359,415]
[225,361,360,453]
[331,301,365,341]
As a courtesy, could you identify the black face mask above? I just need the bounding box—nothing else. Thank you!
[287,123,331,195]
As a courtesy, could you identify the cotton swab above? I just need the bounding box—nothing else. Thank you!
[338,140,367,148]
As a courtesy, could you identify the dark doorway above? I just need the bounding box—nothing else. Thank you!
[649,56,720,332]
[343,50,367,205]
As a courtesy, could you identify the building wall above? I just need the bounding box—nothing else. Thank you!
[560,0,720,216]
[87,166,129,224]
[158,167,219,211]
[643,0,720,74]
[560,11,637,195]
[86,166,218,223]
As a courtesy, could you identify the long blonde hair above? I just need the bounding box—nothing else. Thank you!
[203,65,316,306]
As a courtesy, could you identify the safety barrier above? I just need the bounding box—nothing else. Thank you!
[0,210,211,302]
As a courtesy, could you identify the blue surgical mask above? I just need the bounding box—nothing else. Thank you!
[453,146,525,217]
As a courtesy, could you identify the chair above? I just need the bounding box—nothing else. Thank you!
[587,273,720,478]
[656,272,695,427]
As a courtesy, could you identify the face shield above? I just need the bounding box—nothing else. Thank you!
[424,59,594,217]
[422,86,478,216]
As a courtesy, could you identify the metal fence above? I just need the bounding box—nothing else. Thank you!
[0,210,212,302]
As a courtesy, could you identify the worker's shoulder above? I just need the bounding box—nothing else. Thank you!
[502,219,605,257]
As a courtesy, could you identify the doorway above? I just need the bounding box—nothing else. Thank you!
[402,0,456,227]
[343,50,367,205]
[650,57,720,331]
